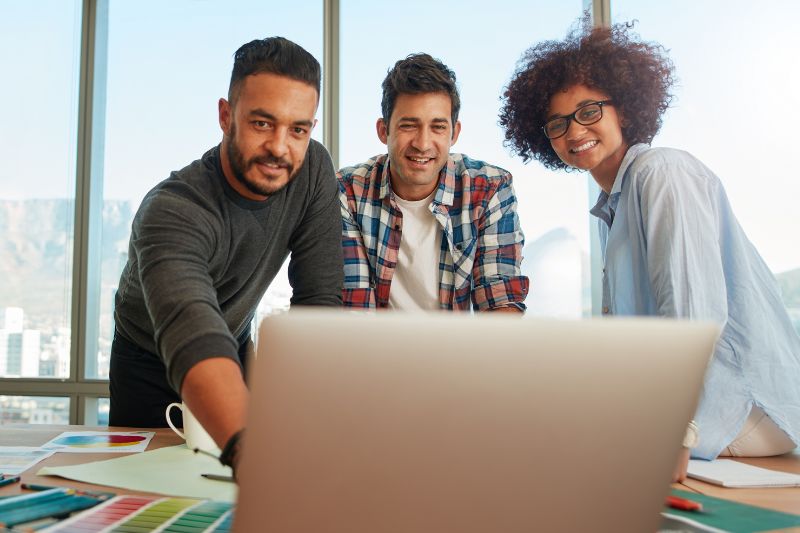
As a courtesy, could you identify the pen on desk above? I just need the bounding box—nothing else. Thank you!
[666,495,704,512]
[194,447,220,460]
[201,473,235,483]
[21,483,61,492]
[0,476,20,488]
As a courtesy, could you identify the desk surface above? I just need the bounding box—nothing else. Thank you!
[0,424,184,498]
[2,425,799,516]
[678,452,800,516]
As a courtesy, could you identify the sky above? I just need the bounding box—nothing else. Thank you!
[1,0,799,277]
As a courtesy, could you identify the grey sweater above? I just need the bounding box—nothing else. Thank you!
[114,140,343,392]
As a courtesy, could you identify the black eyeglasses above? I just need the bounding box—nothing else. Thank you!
[543,100,613,139]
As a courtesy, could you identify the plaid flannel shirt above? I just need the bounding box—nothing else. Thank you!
[338,153,529,311]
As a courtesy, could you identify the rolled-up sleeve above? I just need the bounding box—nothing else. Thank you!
[472,176,529,311]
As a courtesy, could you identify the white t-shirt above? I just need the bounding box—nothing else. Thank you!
[388,191,442,311]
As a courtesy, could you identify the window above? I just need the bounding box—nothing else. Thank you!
[612,1,800,333]
[339,0,589,317]
[0,1,82,379]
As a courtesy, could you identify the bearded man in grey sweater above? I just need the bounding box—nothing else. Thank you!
[109,37,342,474]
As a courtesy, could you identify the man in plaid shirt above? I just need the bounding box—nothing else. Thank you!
[338,54,529,311]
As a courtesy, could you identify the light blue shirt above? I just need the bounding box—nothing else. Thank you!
[590,143,800,459]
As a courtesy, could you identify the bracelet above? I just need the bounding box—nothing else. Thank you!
[219,430,243,469]
[682,420,699,449]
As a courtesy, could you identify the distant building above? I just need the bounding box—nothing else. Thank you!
[0,331,20,375]
[21,330,41,377]
[0,307,42,378]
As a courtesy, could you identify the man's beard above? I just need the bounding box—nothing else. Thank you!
[226,124,296,197]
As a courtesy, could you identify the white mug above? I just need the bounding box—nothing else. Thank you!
[165,402,218,453]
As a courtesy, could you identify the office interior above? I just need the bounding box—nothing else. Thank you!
[1,0,799,426]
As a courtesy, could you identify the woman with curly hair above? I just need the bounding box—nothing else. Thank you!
[500,21,799,481]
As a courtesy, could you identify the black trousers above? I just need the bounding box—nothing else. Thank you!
[109,329,251,428]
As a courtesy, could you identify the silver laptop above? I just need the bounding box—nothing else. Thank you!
[234,310,718,533]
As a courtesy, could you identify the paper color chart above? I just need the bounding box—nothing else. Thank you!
[44,495,233,532]
[41,432,155,454]
[51,435,147,448]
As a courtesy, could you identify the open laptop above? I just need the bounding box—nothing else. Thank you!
[234,310,718,533]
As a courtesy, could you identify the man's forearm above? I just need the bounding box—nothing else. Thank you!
[181,357,248,449]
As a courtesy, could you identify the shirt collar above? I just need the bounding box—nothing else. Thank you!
[609,143,649,196]
[378,154,455,206]
[589,189,613,225]
[589,143,649,224]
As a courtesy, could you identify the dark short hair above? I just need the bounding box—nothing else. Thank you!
[228,37,320,103]
[499,19,675,170]
[381,53,461,128]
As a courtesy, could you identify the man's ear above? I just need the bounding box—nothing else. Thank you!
[219,98,232,135]
[376,118,389,145]
[451,120,462,145]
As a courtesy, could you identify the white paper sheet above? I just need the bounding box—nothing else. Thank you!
[38,444,237,502]
[687,459,800,488]
[0,446,55,475]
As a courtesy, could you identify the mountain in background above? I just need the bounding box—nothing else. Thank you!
[0,199,133,326]
[0,199,798,327]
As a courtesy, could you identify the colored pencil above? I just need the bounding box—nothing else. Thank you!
[21,483,115,501]
[666,494,704,512]
[0,488,70,512]
[0,493,98,527]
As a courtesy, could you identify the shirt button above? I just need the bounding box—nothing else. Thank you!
[602,306,609,314]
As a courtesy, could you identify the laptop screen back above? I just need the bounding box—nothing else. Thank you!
[234,311,717,533]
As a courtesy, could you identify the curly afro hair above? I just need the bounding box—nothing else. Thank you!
[499,19,675,171]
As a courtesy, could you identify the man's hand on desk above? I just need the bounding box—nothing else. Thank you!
[672,447,690,482]
[181,357,248,476]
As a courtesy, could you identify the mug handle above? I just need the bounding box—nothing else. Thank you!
[165,402,186,440]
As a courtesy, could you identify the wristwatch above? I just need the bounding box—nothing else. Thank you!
[683,420,699,448]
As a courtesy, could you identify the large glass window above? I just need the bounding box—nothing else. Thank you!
[0,396,70,425]
[0,1,82,378]
[612,1,800,333]
[340,1,589,317]
[92,1,324,378]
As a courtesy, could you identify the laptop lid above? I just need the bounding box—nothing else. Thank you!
[234,311,718,533]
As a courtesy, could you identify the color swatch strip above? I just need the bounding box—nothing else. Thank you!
[43,496,234,532]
